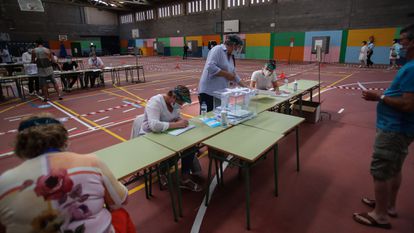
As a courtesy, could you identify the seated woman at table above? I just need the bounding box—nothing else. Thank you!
[250,60,283,94]
[61,56,83,91]
[0,113,135,233]
[139,85,202,192]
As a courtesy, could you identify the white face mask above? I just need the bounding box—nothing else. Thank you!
[231,46,242,56]
[263,69,272,77]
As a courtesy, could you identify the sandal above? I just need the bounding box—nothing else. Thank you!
[180,179,202,192]
[361,197,398,218]
[353,212,391,229]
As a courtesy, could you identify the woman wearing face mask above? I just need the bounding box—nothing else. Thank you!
[198,34,246,112]
[250,60,281,94]
[139,85,202,192]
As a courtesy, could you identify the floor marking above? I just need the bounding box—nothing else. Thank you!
[48,101,95,130]
[94,116,110,123]
[123,108,136,113]
[98,97,117,102]
[68,127,77,132]
[338,108,345,114]
[9,118,21,122]
[4,113,31,120]
[0,98,38,114]
[100,122,115,128]
[0,98,19,106]
[191,155,233,233]
[53,101,127,142]
[0,151,14,158]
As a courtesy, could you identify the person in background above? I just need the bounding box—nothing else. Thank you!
[367,36,375,67]
[359,41,368,68]
[0,113,136,233]
[250,60,282,94]
[32,39,62,102]
[353,24,414,230]
[198,34,246,112]
[86,53,104,88]
[51,52,61,71]
[138,85,202,192]
[0,47,12,63]
[22,47,40,95]
[61,56,81,92]
[183,44,189,60]
[388,39,401,70]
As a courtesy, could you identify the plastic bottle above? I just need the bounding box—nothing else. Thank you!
[220,110,228,127]
[284,78,289,87]
[201,102,207,119]
[293,80,298,92]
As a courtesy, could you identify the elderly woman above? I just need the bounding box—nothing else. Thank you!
[0,113,135,233]
[137,85,202,192]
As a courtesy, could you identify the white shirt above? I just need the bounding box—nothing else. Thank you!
[251,70,277,90]
[22,52,32,64]
[359,45,368,60]
[141,94,180,134]
[88,57,104,68]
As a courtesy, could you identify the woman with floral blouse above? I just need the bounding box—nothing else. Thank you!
[0,113,135,233]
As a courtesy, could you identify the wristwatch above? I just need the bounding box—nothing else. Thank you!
[380,94,385,102]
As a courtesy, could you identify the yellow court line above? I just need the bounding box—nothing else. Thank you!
[0,98,19,106]
[322,73,355,91]
[53,101,127,142]
[101,90,137,102]
[0,98,38,114]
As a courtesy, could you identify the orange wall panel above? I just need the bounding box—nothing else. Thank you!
[274,46,304,62]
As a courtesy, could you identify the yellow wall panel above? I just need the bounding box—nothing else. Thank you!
[185,36,203,46]
[347,28,396,46]
[246,33,271,47]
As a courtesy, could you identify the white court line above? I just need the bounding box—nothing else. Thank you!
[94,116,110,123]
[9,118,21,122]
[47,101,95,130]
[68,127,77,132]
[0,151,14,158]
[4,113,31,120]
[122,108,136,113]
[338,108,345,114]
[191,156,232,233]
[100,122,114,128]
[98,97,117,102]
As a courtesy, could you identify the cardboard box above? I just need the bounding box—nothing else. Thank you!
[293,101,320,123]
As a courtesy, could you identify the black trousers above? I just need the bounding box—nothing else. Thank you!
[367,51,374,66]
[28,76,40,93]
[198,93,221,113]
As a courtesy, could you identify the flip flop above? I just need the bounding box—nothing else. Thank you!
[353,212,392,229]
[361,197,398,218]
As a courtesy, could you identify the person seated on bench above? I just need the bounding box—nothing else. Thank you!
[250,60,283,94]
[0,113,136,233]
[86,53,104,88]
[61,56,82,91]
[138,85,202,192]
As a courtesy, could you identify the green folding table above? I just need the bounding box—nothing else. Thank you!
[202,125,284,230]
[242,111,305,171]
[94,136,181,221]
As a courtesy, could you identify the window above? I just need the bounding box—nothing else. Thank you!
[171,4,182,16]
[205,0,219,11]
[250,0,271,5]
[227,0,247,7]
[120,14,133,24]
[188,0,203,14]
[136,10,154,21]
[146,10,154,20]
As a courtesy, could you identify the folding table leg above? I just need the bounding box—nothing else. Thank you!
[296,127,300,172]
[244,163,251,230]
[174,156,183,217]
[274,144,279,197]
[205,152,213,206]
[166,163,178,222]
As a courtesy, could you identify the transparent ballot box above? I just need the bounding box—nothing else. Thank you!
[213,87,257,125]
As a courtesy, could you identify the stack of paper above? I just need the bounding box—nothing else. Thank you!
[167,125,196,136]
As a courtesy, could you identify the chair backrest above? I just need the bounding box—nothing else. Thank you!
[130,114,144,139]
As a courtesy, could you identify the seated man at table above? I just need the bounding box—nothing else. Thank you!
[86,53,104,88]
[61,56,82,91]
[250,60,282,94]
[138,85,202,192]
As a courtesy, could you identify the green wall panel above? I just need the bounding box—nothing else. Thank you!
[273,32,305,47]
[170,47,182,56]
[157,37,170,47]
[339,29,348,63]
[246,46,271,60]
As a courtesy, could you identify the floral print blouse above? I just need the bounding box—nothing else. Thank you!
[0,152,128,233]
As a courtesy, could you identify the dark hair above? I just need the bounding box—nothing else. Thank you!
[265,60,276,70]
[15,113,68,159]
[400,24,414,41]
[225,35,243,46]
[362,41,367,45]
[35,38,44,45]
[168,85,191,104]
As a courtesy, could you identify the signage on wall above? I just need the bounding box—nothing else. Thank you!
[132,29,140,39]
[59,35,68,41]
[18,0,44,12]
[223,20,240,33]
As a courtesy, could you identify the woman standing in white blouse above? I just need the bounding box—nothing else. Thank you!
[140,85,202,192]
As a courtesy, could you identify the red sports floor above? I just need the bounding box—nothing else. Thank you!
[0,56,413,233]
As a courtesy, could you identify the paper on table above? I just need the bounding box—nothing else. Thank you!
[168,125,196,136]
[357,82,367,91]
